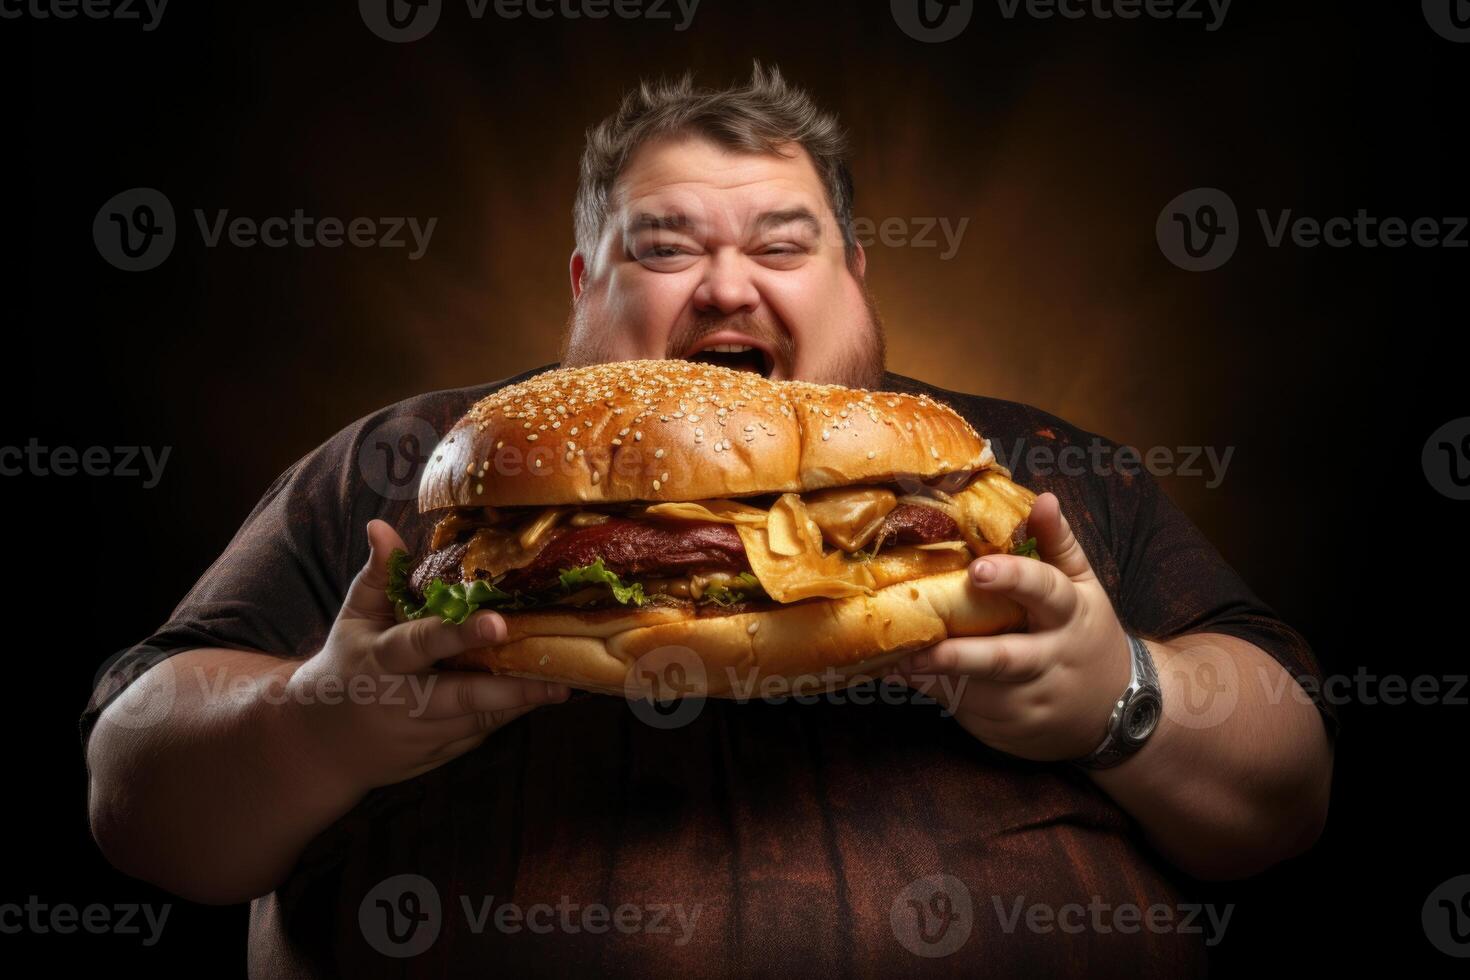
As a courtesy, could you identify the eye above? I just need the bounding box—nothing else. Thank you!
[757,243,810,266]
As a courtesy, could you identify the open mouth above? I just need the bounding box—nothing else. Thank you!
[683,340,776,378]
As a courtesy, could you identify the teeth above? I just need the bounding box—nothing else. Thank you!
[702,344,754,354]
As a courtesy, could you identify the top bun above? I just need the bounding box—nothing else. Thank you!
[418,360,994,511]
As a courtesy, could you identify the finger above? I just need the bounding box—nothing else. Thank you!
[375,609,508,675]
[896,634,1048,683]
[420,672,570,720]
[341,520,410,623]
[967,552,1078,628]
[1025,492,1093,580]
[434,691,564,741]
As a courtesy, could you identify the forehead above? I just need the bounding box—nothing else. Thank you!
[609,134,829,223]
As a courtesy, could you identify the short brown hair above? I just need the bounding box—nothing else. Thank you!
[573,61,858,273]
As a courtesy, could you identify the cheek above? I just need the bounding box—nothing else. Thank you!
[596,269,696,353]
[767,268,868,350]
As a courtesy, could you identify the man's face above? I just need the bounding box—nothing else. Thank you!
[561,135,885,387]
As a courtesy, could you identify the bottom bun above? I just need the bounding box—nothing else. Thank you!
[438,568,1027,699]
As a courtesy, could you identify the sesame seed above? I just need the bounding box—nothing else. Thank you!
[867,451,876,459]
[591,471,600,484]
[475,483,483,494]
[747,621,759,634]
[527,433,538,441]
[611,438,622,446]
[821,429,830,441]
[534,458,542,468]
[654,448,665,459]
[619,427,629,436]
[660,471,669,483]
[634,431,642,441]
[652,480,661,491]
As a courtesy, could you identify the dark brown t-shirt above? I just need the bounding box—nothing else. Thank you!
[81,365,1338,978]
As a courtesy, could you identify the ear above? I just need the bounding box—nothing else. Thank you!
[569,252,587,301]
[853,241,867,279]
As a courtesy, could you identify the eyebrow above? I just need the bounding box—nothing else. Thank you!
[624,207,824,238]
[754,208,823,236]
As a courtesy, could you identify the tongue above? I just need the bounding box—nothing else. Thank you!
[689,349,767,375]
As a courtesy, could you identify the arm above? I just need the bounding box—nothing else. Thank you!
[892,493,1336,882]
[86,520,568,905]
[87,648,360,905]
[1086,631,1333,880]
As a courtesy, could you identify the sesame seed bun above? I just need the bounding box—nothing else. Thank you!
[418,359,995,510]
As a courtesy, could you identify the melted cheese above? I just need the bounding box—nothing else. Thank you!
[802,486,897,552]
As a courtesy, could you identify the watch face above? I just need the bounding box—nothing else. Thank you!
[1122,693,1162,744]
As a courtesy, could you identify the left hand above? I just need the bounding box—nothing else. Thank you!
[889,491,1135,763]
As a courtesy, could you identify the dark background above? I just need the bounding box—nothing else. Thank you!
[9,0,1467,974]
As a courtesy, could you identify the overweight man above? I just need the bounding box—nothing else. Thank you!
[84,63,1336,977]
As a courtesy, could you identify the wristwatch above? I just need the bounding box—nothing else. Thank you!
[1069,633,1163,770]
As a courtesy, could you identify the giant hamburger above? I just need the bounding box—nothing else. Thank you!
[389,359,1038,697]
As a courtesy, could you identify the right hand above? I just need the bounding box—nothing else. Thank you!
[284,519,569,793]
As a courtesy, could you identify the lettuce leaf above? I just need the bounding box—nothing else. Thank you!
[1014,537,1040,559]
[387,549,647,625]
[558,557,646,607]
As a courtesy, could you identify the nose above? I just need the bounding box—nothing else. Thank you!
[691,249,761,317]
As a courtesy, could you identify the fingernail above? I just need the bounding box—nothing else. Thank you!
[477,615,503,642]
[909,653,931,672]
[972,559,996,583]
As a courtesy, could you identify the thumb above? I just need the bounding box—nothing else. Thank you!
[1027,492,1093,580]
[341,519,409,622]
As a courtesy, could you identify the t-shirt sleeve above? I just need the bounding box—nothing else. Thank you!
[78,409,401,756]
[1098,442,1340,745]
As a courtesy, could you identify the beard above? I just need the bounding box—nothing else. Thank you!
[559,279,887,389]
